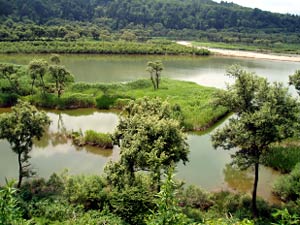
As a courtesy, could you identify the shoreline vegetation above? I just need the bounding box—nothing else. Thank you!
[0,40,210,55]
[0,61,227,131]
[177,41,300,62]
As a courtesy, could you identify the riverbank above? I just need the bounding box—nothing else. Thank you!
[0,40,209,55]
[177,41,300,62]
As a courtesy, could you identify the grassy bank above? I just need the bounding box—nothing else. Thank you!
[192,41,300,55]
[0,41,209,55]
[26,79,227,131]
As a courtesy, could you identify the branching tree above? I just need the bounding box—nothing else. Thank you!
[50,54,61,65]
[0,63,19,93]
[146,60,163,90]
[106,97,189,191]
[0,101,50,188]
[211,65,299,217]
[28,59,48,95]
[49,65,73,98]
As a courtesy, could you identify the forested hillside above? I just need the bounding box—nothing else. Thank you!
[1,0,300,44]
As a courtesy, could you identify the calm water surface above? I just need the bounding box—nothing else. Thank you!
[0,54,299,88]
[1,54,298,203]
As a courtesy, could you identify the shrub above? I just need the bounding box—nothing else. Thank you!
[0,93,18,107]
[0,180,23,225]
[96,94,118,109]
[273,163,300,201]
[63,174,108,210]
[178,185,213,210]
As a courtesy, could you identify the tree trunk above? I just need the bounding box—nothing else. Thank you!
[155,72,159,89]
[17,153,23,188]
[31,79,35,95]
[150,75,156,90]
[252,161,259,218]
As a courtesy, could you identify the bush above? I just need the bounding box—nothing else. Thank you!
[96,94,118,109]
[61,210,126,225]
[273,163,300,201]
[63,174,108,210]
[178,185,213,210]
[84,130,113,148]
[0,93,18,107]
[28,198,84,222]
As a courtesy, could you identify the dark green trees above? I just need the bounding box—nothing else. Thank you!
[0,101,50,188]
[146,60,163,90]
[106,97,189,191]
[211,65,299,217]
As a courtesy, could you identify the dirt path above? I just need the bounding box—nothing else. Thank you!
[177,41,300,62]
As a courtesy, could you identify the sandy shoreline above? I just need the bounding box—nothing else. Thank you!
[177,41,300,62]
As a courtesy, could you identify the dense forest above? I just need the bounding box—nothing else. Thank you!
[1,0,300,44]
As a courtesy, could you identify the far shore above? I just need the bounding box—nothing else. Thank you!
[177,41,300,62]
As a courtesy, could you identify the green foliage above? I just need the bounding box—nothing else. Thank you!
[0,180,23,225]
[110,97,189,188]
[110,183,155,225]
[262,145,300,173]
[211,65,299,217]
[96,94,119,109]
[178,185,213,210]
[63,174,108,210]
[0,41,210,55]
[0,93,18,107]
[60,210,126,225]
[28,58,48,95]
[49,65,74,98]
[146,169,191,225]
[289,70,300,95]
[84,130,113,148]
[146,60,164,90]
[0,100,50,187]
[29,198,84,222]
[273,163,300,202]
[272,208,300,225]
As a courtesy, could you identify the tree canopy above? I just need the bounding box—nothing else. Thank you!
[0,101,50,187]
[106,97,189,190]
[211,65,299,217]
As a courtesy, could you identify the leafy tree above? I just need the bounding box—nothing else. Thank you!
[49,65,73,98]
[146,60,163,90]
[28,59,48,95]
[50,54,61,65]
[0,101,50,188]
[108,97,189,191]
[0,63,18,93]
[211,65,299,217]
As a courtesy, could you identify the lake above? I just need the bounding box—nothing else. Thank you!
[0,54,299,203]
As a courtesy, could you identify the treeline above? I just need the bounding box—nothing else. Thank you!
[0,40,209,55]
[1,0,300,44]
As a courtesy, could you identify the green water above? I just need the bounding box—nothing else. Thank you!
[1,53,297,203]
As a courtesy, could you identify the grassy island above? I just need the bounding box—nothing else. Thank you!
[27,78,228,131]
[0,61,227,131]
